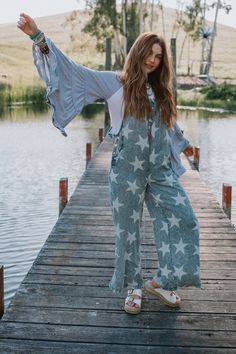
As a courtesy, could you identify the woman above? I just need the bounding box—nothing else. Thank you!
[18,13,201,315]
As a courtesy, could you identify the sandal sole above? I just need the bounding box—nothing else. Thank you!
[144,285,181,308]
[124,306,141,314]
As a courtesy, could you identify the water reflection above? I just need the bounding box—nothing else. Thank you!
[178,108,236,223]
[0,104,105,307]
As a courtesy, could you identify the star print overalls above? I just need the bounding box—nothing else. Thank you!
[108,93,201,293]
[31,38,201,294]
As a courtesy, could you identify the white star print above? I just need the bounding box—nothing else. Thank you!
[129,156,145,172]
[161,264,172,278]
[134,265,142,277]
[138,191,145,204]
[167,214,181,228]
[152,193,162,206]
[164,132,169,142]
[171,192,187,206]
[159,242,170,256]
[127,232,136,244]
[115,224,125,238]
[135,135,149,151]
[126,180,140,194]
[193,244,199,255]
[113,197,124,212]
[151,124,159,137]
[174,239,188,254]
[122,125,133,139]
[130,209,140,223]
[115,247,121,258]
[192,222,199,231]
[150,217,156,223]
[160,221,169,234]
[146,173,155,185]
[194,265,200,276]
[110,169,119,184]
[124,251,132,262]
[161,155,170,168]
[173,265,188,280]
[165,174,176,185]
[150,150,159,164]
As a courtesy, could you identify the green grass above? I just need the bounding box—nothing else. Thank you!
[1,81,236,115]
[0,83,48,110]
[178,85,236,112]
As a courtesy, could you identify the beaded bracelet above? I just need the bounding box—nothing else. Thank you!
[30,30,41,40]
[29,30,49,55]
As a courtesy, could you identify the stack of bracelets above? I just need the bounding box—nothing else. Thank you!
[30,30,49,55]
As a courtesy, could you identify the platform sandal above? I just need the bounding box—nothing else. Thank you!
[124,289,142,314]
[144,279,181,307]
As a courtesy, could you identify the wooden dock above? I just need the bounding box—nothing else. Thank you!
[0,137,236,353]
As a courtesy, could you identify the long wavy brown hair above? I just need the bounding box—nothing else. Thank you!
[119,32,176,128]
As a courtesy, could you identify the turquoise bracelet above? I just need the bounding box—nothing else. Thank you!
[30,30,42,40]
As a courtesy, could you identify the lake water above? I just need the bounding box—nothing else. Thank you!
[0,106,236,307]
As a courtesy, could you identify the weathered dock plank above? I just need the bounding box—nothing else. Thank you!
[1,137,236,353]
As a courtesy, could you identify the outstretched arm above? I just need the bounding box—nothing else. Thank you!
[17,13,49,54]
[17,14,121,136]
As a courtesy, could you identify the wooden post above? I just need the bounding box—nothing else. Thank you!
[193,146,200,170]
[59,178,68,216]
[86,142,92,167]
[222,183,232,219]
[104,103,110,136]
[170,38,177,105]
[99,128,104,143]
[104,38,111,136]
[105,38,112,71]
[0,265,4,319]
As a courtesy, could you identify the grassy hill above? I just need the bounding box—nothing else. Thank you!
[0,7,236,87]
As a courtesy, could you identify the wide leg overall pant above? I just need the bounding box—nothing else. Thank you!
[108,111,201,293]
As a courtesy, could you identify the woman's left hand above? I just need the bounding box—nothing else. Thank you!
[17,13,39,36]
[183,145,194,157]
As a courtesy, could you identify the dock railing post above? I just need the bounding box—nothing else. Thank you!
[59,178,68,216]
[0,265,4,319]
[99,128,104,143]
[193,146,200,170]
[86,142,92,168]
[104,103,110,136]
[222,183,232,219]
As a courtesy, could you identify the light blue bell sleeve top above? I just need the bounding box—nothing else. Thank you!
[32,36,190,177]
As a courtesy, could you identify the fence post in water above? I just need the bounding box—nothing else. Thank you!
[222,183,232,219]
[193,146,200,170]
[86,142,92,168]
[0,265,4,319]
[59,178,68,216]
[99,128,104,143]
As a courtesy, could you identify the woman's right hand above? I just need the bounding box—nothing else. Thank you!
[17,13,39,36]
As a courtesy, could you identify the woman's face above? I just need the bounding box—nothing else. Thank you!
[143,43,162,74]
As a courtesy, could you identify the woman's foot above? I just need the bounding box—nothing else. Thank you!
[144,279,181,307]
[124,288,142,314]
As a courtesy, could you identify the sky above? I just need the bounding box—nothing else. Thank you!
[0,0,235,28]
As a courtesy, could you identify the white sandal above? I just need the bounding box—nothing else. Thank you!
[144,280,181,307]
[124,289,142,314]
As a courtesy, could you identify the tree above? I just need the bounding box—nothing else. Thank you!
[199,0,232,76]
[177,0,203,75]
[65,1,148,68]
[175,0,232,76]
